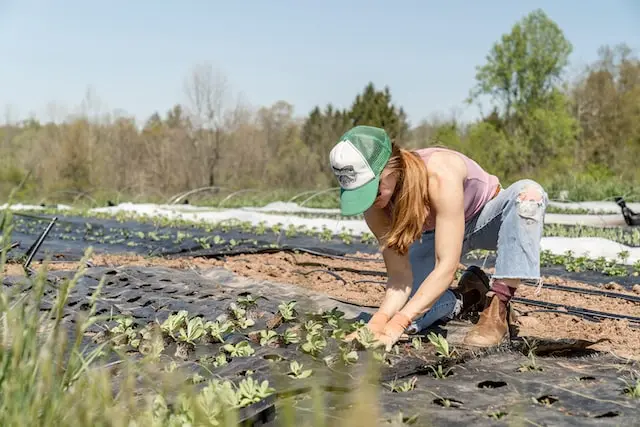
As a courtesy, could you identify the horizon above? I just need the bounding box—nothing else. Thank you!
[2,0,639,127]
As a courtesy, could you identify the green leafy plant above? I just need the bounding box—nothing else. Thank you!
[236,377,276,407]
[237,294,263,309]
[206,319,235,343]
[287,361,313,379]
[160,310,189,339]
[178,316,206,345]
[281,328,300,345]
[384,376,417,393]
[278,301,298,321]
[427,332,455,358]
[321,307,345,328]
[222,341,255,357]
[301,332,327,357]
[339,346,359,366]
[259,330,279,347]
[621,377,640,398]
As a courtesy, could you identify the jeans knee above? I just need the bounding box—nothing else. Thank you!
[510,179,547,223]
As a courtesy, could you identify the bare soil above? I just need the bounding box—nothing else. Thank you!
[5,251,640,359]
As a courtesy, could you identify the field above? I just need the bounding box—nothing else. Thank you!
[1,199,639,427]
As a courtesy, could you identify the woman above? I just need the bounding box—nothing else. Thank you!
[330,125,547,349]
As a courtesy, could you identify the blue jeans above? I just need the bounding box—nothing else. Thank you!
[406,179,548,334]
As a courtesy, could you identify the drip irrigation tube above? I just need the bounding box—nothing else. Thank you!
[273,247,640,303]
[519,281,640,303]
[511,297,640,324]
[193,246,640,304]
[286,265,640,326]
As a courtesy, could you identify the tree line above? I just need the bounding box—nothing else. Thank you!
[1,9,639,204]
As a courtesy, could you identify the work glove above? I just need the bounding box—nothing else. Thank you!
[344,311,389,342]
[378,312,412,351]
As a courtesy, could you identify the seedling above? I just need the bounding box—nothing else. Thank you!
[236,317,255,329]
[411,337,423,350]
[518,339,543,372]
[206,319,235,343]
[301,332,327,357]
[228,303,256,329]
[384,376,417,393]
[383,412,419,426]
[137,324,165,358]
[237,294,262,309]
[355,327,378,349]
[321,307,345,328]
[331,328,346,341]
[235,377,276,407]
[287,361,313,379]
[303,320,323,335]
[200,353,228,368]
[339,346,359,366]
[222,341,255,357]
[278,301,298,321]
[621,378,640,398]
[258,330,279,347]
[161,310,189,339]
[178,317,206,345]
[488,411,508,420]
[281,328,300,345]
[107,315,137,347]
[429,364,453,379]
[427,332,455,358]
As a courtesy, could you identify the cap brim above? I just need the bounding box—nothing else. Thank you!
[339,176,380,216]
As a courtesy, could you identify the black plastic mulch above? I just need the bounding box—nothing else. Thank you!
[7,212,640,291]
[3,265,638,426]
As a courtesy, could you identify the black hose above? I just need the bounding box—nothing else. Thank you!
[295,267,640,325]
[511,297,640,325]
[514,308,601,323]
[520,281,640,304]
[270,247,640,304]
[23,217,57,270]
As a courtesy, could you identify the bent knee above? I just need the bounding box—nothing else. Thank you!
[512,180,547,222]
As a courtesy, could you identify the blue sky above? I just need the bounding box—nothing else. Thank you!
[1,0,639,126]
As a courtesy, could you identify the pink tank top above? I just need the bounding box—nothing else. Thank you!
[386,147,500,231]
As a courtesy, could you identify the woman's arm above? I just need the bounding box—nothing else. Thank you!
[378,152,467,348]
[397,153,466,319]
[363,207,413,318]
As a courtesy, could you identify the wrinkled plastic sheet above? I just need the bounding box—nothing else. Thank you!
[3,266,638,426]
[9,213,640,291]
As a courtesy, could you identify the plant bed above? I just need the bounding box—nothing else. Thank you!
[3,260,640,426]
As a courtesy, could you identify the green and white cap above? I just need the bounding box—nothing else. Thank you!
[329,125,392,216]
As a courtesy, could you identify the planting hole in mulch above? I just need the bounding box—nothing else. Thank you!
[594,411,619,418]
[535,395,559,405]
[477,380,507,389]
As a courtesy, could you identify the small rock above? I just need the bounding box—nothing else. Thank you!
[604,282,623,291]
[633,285,640,295]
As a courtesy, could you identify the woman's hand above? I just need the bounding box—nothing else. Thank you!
[344,311,389,342]
[378,312,413,350]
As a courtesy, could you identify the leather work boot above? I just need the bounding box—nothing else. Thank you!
[462,294,510,347]
[455,265,491,316]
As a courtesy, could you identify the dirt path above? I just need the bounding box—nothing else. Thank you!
[5,251,640,359]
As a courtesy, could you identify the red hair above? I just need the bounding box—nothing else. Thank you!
[381,143,430,256]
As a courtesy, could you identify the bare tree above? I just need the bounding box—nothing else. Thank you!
[183,62,231,186]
